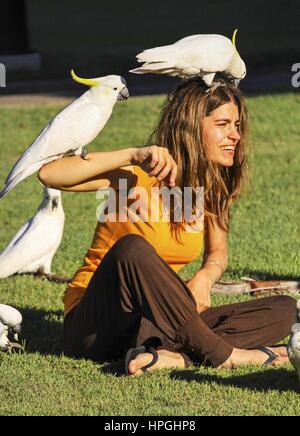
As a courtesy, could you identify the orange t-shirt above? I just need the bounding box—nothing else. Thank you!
[63,165,204,316]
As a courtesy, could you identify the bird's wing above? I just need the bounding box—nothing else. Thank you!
[133,35,235,76]
[174,34,204,45]
[4,94,90,184]
[4,124,51,186]
[44,97,104,154]
[0,321,5,337]
[0,305,22,327]
[0,159,56,199]
[0,212,64,277]
[132,43,205,77]
[0,96,103,198]
[136,43,176,64]
[175,36,235,72]
[0,215,42,276]
[1,218,33,252]
[136,35,224,63]
[175,34,226,46]
[130,62,179,76]
[288,349,300,373]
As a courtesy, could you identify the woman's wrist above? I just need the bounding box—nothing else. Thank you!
[204,260,225,275]
[193,270,213,288]
[198,265,220,286]
[201,257,227,285]
[129,147,141,165]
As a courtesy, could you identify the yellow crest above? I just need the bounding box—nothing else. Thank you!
[232,29,238,50]
[71,69,100,87]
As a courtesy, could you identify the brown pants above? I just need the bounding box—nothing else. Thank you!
[64,234,297,367]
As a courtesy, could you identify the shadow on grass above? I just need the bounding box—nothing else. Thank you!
[101,359,126,377]
[170,368,300,394]
[16,307,64,357]
[98,361,300,394]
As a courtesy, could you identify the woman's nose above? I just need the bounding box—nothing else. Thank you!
[228,125,240,142]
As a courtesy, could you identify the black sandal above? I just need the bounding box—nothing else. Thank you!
[125,346,159,375]
[255,346,279,366]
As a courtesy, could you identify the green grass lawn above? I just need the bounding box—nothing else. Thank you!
[0,92,300,416]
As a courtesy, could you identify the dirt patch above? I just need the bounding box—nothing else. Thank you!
[0,93,75,107]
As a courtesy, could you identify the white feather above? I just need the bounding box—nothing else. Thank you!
[0,188,65,277]
[0,330,9,350]
[288,321,300,381]
[0,305,22,351]
[0,75,128,198]
[130,33,246,82]
[0,304,22,328]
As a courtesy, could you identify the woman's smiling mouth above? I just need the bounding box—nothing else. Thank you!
[221,145,236,155]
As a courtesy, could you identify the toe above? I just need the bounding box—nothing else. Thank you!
[128,353,153,375]
[128,360,137,375]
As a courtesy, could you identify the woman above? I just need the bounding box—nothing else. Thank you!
[39,78,297,375]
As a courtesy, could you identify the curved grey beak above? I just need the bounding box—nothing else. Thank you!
[117,86,129,100]
[12,324,21,341]
[13,324,22,335]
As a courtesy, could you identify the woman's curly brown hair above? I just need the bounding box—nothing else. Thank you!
[147,77,249,238]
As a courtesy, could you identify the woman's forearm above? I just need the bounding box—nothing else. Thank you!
[38,147,135,189]
[199,250,228,285]
[187,250,227,310]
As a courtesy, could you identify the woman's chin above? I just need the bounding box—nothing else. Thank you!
[214,157,235,167]
[222,160,234,167]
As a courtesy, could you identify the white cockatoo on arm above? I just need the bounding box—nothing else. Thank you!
[288,300,300,381]
[0,71,129,198]
[130,30,246,87]
[0,304,22,352]
[0,188,65,279]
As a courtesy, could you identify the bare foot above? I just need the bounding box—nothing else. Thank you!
[219,347,289,369]
[268,345,288,358]
[128,349,185,376]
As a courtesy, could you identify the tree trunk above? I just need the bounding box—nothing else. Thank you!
[212,280,300,297]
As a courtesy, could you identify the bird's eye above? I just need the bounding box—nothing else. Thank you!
[114,87,118,91]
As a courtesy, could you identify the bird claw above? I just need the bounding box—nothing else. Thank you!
[204,81,226,93]
[7,341,24,354]
[44,273,72,284]
[80,149,88,160]
[0,342,23,354]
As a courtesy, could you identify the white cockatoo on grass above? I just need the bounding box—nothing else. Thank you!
[0,304,22,352]
[288,300,300,381]
[130,30,246,87]
[0,188,65,279]
[0,71,129,198]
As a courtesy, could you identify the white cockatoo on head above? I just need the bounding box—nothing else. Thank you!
[288,300,300,381]
[0,187,65,278]
[0,71,129,198]
[0,304,22,352]
[130,30,246,87]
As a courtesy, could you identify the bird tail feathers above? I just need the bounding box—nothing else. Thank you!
[136,46,174,64]
[0,253,20,278]
[130,61,176,76]
[0,162,43,198]
[4,125,49,187]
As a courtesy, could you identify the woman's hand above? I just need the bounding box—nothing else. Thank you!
[186,271,213,314]
[131,146,178,188]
